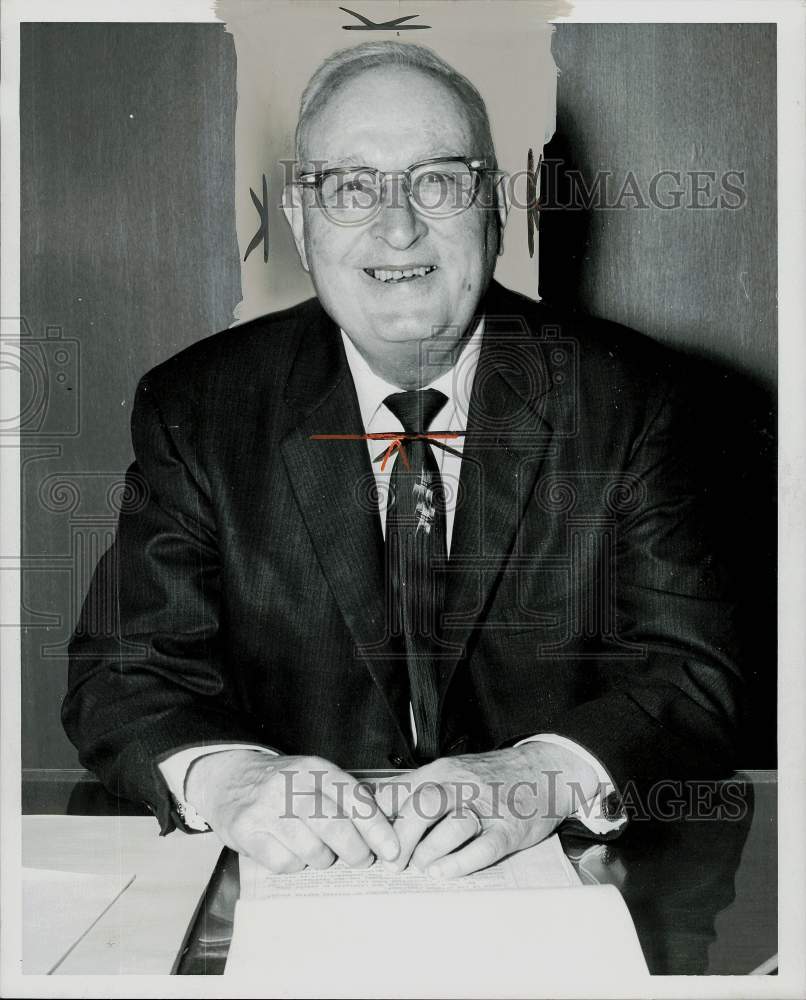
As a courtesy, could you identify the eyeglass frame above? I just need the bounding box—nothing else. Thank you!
[294,156,499,223]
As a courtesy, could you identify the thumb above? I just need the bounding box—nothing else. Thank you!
[370,775,415,820]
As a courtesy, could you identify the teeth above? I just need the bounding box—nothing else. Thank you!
[366,265,435,282]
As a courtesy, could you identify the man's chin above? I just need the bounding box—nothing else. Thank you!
[361,303,462,345]
[368,320,449,344]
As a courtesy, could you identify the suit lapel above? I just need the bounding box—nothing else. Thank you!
[440,297,559,695]
[280,306,411,745]
[278,287,564,746]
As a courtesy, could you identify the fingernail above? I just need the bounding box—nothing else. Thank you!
[379,838,399,862]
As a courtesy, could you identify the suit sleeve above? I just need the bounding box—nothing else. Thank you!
[541,378,744,794]
[62,375,262,833]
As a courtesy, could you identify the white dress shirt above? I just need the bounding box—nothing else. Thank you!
[342,319,483,555]
[159,321,624,837]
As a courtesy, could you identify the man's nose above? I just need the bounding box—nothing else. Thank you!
[369,179,427,249]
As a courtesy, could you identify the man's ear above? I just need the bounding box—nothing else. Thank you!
[493,172,511,256]
[281,184,310,272]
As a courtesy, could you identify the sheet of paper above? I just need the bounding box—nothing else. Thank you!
[22,867,134,974]
[22,815,224,975]
[226,884,648,994]
[239,832,579,900]
[228,837,649,994]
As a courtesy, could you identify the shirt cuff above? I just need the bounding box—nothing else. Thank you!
[158,743,279,832]
[514,733,628,837]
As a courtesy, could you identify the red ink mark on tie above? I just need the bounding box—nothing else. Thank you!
[379,436,408,471]
[309,431,462,471]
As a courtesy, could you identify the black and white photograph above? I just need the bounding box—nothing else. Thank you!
[1,0,803,996]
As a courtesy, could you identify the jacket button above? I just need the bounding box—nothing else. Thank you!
[388,753,405,768]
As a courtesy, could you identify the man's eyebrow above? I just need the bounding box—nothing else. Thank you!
[300,151,471,173]
[300,155,367,172]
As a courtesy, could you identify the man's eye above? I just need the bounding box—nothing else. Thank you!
[337,178,373,195]
[420,172,456,186]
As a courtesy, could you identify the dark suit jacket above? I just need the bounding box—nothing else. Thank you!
[63,280,743,833]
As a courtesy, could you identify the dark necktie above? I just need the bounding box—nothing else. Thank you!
[382,388,448,761]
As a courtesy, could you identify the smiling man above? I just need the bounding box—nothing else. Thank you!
[285,55,503,392]
[64,42,742,879]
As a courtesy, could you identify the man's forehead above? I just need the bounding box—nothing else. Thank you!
[322,62,465,106]
[301,64,476,167]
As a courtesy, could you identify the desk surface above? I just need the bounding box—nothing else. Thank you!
[22,770,776,977]
[22,815,224,975]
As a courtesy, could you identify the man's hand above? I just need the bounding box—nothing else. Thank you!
[184,750,400,873]
[375,743,599,878]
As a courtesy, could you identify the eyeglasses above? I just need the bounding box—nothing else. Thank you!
[295,156,496,225]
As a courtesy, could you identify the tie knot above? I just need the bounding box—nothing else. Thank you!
[383,388,448,435]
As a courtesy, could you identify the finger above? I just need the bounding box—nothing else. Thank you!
[315,769,400,863]
[389,780,453,872]
[343,780,401,862]
[266,814,336,870]
[372,776,414,820]
[425,829,508,879]
[284,763,400,863]
[410,812,482,872]
[240,830,307,874]
[287,787,375,868]
[303,798,375,869]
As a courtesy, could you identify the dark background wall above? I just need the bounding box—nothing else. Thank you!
[541,24,777,765]
[544,24,776,390]
[20,24,242,780]
[19,22,776,786]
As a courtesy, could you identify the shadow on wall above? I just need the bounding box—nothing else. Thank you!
[538,123,777,768]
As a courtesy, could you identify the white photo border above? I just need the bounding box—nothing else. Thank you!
[1,1,803,997]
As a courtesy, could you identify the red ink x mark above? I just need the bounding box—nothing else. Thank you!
[309,431,462,471]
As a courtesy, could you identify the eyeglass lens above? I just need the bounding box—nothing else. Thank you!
[318,160,477,219]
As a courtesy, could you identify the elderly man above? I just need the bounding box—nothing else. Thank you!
[64,42,742,878]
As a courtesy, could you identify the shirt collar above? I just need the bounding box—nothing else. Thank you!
[341,318,485,433]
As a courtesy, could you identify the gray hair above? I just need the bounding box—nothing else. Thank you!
[295,41,496,167]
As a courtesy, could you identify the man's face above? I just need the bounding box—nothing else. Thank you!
[284,66,506,363]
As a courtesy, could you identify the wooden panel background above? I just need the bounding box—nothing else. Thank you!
[542,23,777,766]
[20,22,776,780]
[543,23,776,389]
[20,24,242,775]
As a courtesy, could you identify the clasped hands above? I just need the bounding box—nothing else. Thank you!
[185,743,597,878]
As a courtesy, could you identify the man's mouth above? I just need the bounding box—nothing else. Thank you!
[363,265,437,284]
